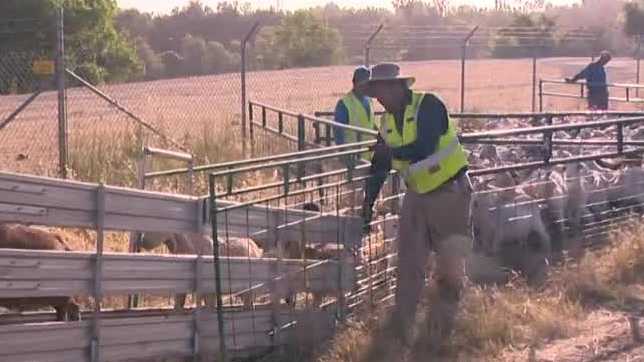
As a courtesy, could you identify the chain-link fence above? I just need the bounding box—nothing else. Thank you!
[0,15,60,177]
[244,23,644,121]
[4,13,644,185]
[0,11,248,189]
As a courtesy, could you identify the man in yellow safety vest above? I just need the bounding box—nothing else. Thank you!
[363,62,472,350]
[334,66,392,234]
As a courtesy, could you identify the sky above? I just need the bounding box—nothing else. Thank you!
[116,0,581,15]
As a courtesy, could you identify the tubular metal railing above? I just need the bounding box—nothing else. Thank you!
[539,78,644,111]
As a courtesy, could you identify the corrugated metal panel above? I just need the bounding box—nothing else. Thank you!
[0,310,276,362]
[0,172,362,245]
[0,309,338,362]
[0,249,355,298]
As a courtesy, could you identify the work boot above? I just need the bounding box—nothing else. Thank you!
[427,281,461,352]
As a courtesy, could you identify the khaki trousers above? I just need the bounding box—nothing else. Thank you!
[393,172,473,343]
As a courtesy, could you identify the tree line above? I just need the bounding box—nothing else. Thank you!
[2,0,644,93]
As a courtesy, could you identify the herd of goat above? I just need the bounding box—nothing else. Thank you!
[2,116,644,321]
[466,117,644,281]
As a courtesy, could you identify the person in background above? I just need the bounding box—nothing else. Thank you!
[565,50,612,110]
[333,66,391,234]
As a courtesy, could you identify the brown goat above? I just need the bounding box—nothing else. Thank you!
[140,232,263,310]
[0,223,81,321]
[0,223,72,251]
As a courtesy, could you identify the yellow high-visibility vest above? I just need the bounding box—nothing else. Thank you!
[341,91,377,160]
[379,92,468,194]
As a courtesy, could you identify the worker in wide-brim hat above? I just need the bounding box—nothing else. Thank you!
[363,62,472,350]
[333,66,392,234]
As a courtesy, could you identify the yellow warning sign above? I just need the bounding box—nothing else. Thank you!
[32,60,55,75]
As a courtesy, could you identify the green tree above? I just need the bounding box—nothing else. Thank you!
[135,37,165,80]
[115,8,154,40]
[160,51,183,78]
[205,41,239,73]
[0,0,141,88]
[253,26,282,69]
[624,1,644,37]
[266,10,344,69]
[180,34,208,75]
[491,13,556,58]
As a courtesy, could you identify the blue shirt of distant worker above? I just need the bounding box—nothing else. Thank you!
[333,66,391,234]
[566,50,612,110]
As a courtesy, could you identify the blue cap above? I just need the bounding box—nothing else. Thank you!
[352,66,371,84]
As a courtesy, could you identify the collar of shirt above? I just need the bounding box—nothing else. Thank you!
[393,90,413,134]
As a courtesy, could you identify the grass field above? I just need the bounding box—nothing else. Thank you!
[1,56,642,182]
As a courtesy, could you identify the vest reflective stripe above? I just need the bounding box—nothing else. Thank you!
[379,92,469,194]
[400,138,459,180]
[341,92,376,160]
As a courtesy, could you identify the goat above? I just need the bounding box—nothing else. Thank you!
[0,223,81,321]
[139,232,263,311]
[595,157,644,213]
[0,223,72,251]
[471,183,551,284]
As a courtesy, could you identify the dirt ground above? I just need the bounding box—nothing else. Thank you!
[503,286,644,362]
[506,312,644,362]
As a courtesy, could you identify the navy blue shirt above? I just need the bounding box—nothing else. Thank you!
[572,61,607,94]
[388,91,448,163]
[333,92,372,145]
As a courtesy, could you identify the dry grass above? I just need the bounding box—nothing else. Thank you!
[313,223,644,362]
[1,57,641,178]
[555,221,644,305]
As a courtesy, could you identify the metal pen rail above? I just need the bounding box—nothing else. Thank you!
[248,100,378,153]
[540,78,644,111]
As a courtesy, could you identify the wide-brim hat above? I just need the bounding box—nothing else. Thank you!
[362,63,415,97]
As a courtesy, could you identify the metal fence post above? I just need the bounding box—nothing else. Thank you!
[209,176,228,362]
[532,52,537,112]
[297,114,305,152]
[91,184,106,362]
[460,44,466,113]
[55,7,68,179]
[539,80,544,112]
[185,158,194,196]
[637,35,641,97]
[460,26,479,113]
[249,102,255,154]
[364,24,384,66]
[241,22,260,157]
[127,151,147,309]
[297,114,305,180]
[617,124,624,154]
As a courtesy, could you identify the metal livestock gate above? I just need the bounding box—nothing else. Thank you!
[2,106,644,361]
[539,78,644,111]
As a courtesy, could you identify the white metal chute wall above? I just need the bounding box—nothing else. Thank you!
[0,170,358,361]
